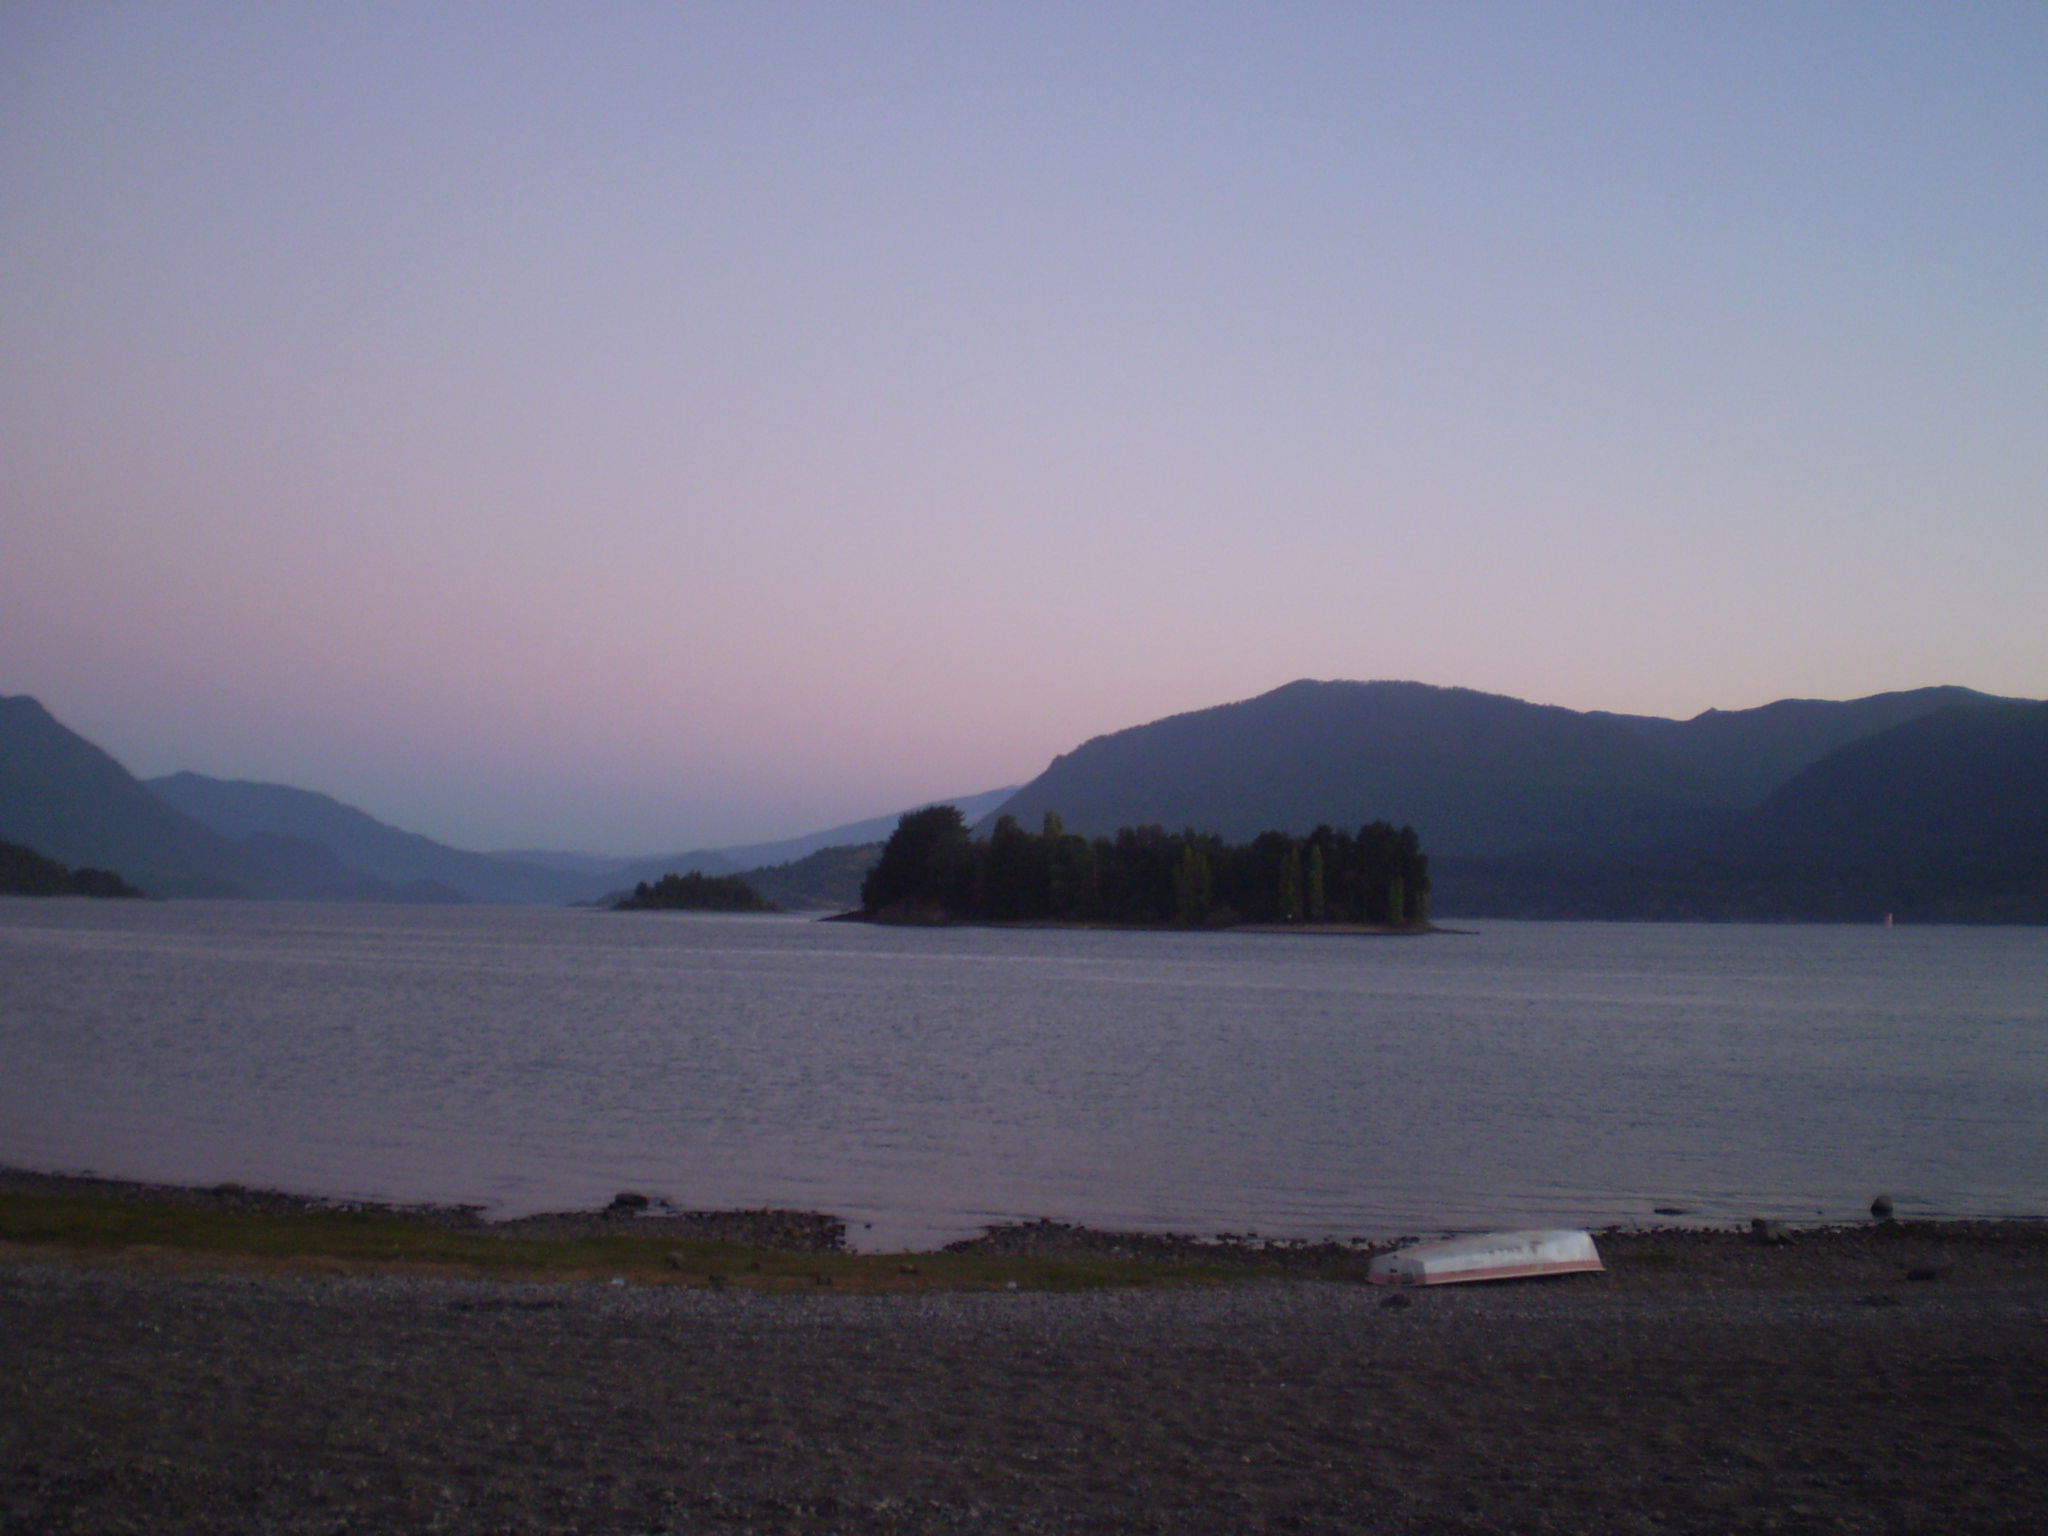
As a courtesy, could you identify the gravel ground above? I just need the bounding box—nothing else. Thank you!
[6,1240,2047,1535]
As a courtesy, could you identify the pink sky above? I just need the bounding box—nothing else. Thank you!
[5,4,2044,851]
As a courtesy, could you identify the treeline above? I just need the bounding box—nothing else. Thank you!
[614,871,776,912]
[859,807,1429,927]
[0,839,142,898]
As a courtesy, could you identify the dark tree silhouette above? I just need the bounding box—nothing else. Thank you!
[0,840,143,898]
[859,804,975,917]
[858,809,1428,928]
[614,871,775,912]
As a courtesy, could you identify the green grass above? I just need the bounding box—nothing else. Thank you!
[0,1192,1288,1293]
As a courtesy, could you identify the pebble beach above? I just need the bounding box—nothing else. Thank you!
[4,1175,2046,1534]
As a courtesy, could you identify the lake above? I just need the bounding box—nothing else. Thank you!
[1,898,2043,1249]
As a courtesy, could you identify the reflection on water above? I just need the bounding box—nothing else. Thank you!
[2,898,2044,1248]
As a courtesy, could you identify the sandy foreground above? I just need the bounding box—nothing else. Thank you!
[4,1200,2046,1535]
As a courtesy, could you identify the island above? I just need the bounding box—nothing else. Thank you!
[845,805,1430,929]
[612,871,777,912]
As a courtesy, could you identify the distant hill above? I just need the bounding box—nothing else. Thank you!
[991,680,1740,858]
[1,695,247,895]
[991,679,2025,860]
[0,692,1000,909]
[0,696,448,900]
[17,676,2039,919]
[485,848,630,878]
[149,772,595,905]
[984,678,2043,922]
[1594,685,2016,806]
[1711,699,2048,921]
[1437,702,2048,922]
[732,842,884,912]
[615,786,1018,889]
[147,766,1016,908]
[1,696,346,897]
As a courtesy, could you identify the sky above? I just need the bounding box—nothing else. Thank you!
[4,2,2045,853]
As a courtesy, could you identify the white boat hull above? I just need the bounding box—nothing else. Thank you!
[1367,1228,1604,1286]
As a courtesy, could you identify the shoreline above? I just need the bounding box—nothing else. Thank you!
[8,1223,2046,1533]
[8,1166,2046,1532]
[6,1162,2044,1279]
[825,909,1440,934]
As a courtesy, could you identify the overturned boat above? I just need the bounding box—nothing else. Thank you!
[1367,1228,1604,1286]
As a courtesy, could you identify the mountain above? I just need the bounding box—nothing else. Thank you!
[614,786,1018,889]
[150,767,1019,907]
[990,679,2026,861]
[1710,699,2048,920]
[485,848,631,877]
[595,792,1018,912]
[0,695,429,899]
[149,772,595,905]
[731,842,884,912]
[986,677,2042,921]
[18,676,2035,918]
[1597,685,2016,806]
[584,791,1021,913]
[1438,702,2048,922]
[0,694,248,895]
[990,680,1742,858]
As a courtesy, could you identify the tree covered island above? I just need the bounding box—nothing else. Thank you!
[853,806,1430,930]
[613,871,777,912]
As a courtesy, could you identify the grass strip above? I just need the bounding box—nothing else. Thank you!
[0,1192,1287,1293]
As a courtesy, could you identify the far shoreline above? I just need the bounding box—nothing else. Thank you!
[823,909,1442,935]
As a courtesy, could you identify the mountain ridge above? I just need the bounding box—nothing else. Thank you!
[613,786,1020,889]
[147,771,597,905]
[988,679,2026,860]
[6,679,2039,918]
[983,677,2041,921]
[1436,700,2048,922]
[148,770,1020,906]
[0,695,432,900]
[990,680,1724,857]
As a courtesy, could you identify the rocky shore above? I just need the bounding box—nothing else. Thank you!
[4,1250,2044,1534]
[0,1165,850,1253]
[4,1172,2046,1533]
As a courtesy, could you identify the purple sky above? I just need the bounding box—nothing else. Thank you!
[5,3,2045,853]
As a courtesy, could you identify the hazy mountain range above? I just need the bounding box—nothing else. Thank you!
[601,787,1018,892]
[986,680,2017,855]
[147,771,595,905]
[0,695,444,901]
[1439,696,2048,922]
[0,692,1011,906]
[981,679,2046,922]
[3,680,2043,919]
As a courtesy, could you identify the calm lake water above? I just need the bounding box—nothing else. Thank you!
[2,898,2043,1249]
